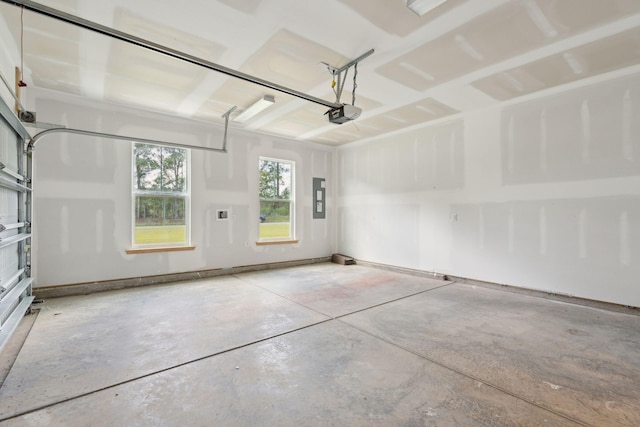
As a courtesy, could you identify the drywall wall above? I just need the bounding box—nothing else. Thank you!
[337,72,640,307]
[29,89,335,287]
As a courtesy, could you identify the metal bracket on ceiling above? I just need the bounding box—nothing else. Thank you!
[221,106,237,152]
[324,49,374,105]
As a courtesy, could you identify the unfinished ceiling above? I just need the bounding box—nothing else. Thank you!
[1,0,639,146]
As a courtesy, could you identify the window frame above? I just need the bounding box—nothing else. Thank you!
[258,156,296,243]
[130,142,192,250]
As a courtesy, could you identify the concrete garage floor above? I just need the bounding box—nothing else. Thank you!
[0,263,639,426]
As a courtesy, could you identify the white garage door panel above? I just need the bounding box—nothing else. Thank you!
[0,95,33,352]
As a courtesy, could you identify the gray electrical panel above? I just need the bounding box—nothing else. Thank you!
[313,177,325,219]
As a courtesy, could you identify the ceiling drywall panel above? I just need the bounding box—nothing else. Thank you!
[27,57,83,95]
[107,43,208,91]
[387,98,458,124]
[1,0,638,145]
[338,0,467,37]
[30,0,79,15]
[539,0,640,34]
[314,125,369,145]
[217,0,262,14]
[100,9,228,114]
[237,29,349,91]
[104,74,188,111]
[376,0,640,92]
[20,11,81,94]
[375,2,544,92]
[257,103,329,138]
[113,9,226,60]
[471,28,640,100]
[24,11,81,41]
[26,30,77,61]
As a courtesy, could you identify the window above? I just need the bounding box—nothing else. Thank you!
[132,143,190,248]
[259,157,294,241]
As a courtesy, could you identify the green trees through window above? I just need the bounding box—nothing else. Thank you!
[133,143,189,246]
[259,158,294,240]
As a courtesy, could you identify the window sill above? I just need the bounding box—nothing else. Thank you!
[126,246,196,254]
[255,240,299,246]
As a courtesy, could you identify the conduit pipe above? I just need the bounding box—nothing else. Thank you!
[0,0,342,109]
[28,127,227,153]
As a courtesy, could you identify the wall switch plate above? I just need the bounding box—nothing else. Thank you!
[217,210,229,221]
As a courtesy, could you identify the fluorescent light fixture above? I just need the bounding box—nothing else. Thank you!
[406,0,448,16]
[233,95,275,122]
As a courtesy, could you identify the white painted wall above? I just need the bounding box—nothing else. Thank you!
[337,72,640,307]
[29,90,335,287]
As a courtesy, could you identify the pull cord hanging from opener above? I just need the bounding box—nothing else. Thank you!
[331,68,349,103]
[329,64,350,105]
[325,49,373,106]
[19,5,27,87]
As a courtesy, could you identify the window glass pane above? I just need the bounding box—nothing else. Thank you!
[259,160,291,200]
[133,142,189,247]
[134,144,161,191]
[161,147,187,193]
[258,158,294,241]
[259,200,291,239]
[134,144,187,193]
[134,195,186,245]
